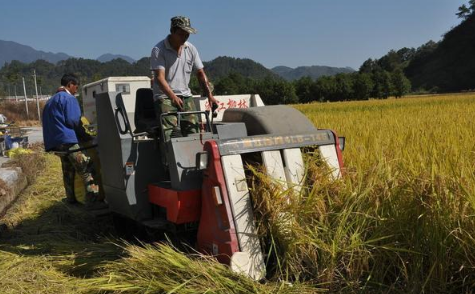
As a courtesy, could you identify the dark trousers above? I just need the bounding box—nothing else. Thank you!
[55,143,99,202]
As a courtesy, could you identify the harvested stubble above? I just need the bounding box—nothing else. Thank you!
[1,93,475,293]
[0,153,122,293]
[0,153,306,293]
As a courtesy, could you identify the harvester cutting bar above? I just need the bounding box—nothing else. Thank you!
[198,130,343,280]
[216,129,343,179]
[216,130,335,155]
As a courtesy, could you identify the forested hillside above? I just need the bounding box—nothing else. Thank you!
[203,56,279,80]
[360,4,475,93]
[404,12,475,92]
[0,58,150,97]
[0,56,278,97]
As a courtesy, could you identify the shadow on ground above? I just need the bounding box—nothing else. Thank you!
[0,200,125,278]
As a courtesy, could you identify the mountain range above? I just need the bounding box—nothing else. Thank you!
[272,65,355,81]
[0,40,136,66]
[204,56,281,80]
[0,40,353,80]
[96,53,135,63]
[0,40,71,66]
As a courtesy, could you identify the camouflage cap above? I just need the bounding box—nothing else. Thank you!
[170,16,197,34]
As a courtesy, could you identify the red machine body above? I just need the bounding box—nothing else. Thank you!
[196,141,240,264]
[148,185,201,224]
[148,140,240,266]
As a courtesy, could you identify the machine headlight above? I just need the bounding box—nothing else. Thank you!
[196,151,209,170]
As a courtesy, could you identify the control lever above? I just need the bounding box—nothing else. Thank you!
[211,102,218,117]
[210,102,218,131]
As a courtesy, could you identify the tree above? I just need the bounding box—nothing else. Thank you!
[391,69,411,98]
[380,71,393,99]
[214,72,253,95]
[6,71,20,91]
[371,70,393,99]
[352,73,373,100]
[314,76,337,102]
[214,75,240,95]
[254,77,297,105]
[396,47,416,64]
[273,79,298,104]
[293,76,315,103]
[131,57,151,76]
[0,86,6,98]
[359,58,379,73]
[378,50,402,72]
[334,74,353,101]
[456,4,471,19]
[456,0,475,19]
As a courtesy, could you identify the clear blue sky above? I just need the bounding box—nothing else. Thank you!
[0,0,466,70]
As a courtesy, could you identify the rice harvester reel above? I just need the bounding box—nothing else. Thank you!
[88,78,344,280]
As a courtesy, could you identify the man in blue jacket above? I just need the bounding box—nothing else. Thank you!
[42,73,106,209]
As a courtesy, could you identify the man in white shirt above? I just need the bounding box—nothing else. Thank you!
[150,16,218,141]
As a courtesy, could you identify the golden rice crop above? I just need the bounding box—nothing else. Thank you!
[1,93,475,293]
[290,93,475,292]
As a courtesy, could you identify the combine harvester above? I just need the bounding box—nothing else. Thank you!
[81,76,345,280]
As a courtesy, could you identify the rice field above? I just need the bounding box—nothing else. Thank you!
[1,93,475,293]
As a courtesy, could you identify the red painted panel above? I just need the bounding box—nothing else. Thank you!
[148,185,201,224]
[197,140,240,265]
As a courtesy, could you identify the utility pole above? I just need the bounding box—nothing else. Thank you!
[22,77,29,119]
[33,70,41,122]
